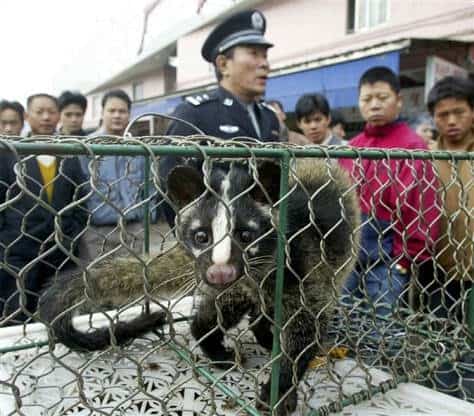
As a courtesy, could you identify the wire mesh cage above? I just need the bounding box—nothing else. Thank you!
[0,135,473,416]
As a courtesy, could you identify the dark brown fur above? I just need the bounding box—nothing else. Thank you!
[38,243,195,350]
[169,159,360,415]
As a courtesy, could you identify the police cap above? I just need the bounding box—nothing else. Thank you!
[201,9,273,63]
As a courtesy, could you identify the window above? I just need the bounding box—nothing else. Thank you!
[132,81,144,101]
[347,0,389,33]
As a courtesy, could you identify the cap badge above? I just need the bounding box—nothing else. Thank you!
[251,12,264,30]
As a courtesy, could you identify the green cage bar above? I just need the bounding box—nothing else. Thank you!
[5,141,474,161]
[269,151,291,411]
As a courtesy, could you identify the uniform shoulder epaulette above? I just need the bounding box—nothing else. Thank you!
[185,93,215,106]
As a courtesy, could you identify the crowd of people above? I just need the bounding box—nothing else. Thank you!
[0,90,153,324]
[0,7,473,398]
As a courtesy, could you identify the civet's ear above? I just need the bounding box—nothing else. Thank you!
[167,165,205,208]
[250,160,281,204]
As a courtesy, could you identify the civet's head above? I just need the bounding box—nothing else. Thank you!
[167,161,280,288]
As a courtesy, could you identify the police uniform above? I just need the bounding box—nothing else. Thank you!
[160,9,280,225]
[166,87,280,140]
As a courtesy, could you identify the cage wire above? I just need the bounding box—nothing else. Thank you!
[0,134,473,416]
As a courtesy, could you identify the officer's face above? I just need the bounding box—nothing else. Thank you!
[102,97,130,135]
[218,45,270,102]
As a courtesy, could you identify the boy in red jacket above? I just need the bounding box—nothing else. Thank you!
[339,67,440,325]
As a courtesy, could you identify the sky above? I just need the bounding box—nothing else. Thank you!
[0,0,149,106]
[0,0,239,107]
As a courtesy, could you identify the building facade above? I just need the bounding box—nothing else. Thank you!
[84,0,474,134]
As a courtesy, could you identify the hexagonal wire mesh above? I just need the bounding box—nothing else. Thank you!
[0,135,473,416]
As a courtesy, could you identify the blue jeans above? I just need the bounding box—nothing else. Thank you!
[340,262,409,350]
[341,262,409,330]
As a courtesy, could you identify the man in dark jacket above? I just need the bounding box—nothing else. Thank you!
[0,94,88,325]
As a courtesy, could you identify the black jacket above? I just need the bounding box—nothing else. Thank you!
[0,152,88,266]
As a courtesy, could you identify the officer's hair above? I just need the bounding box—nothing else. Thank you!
[102,89,132,111]
[358,66,400,94]
[58,91,88,113]
[27,93,59,110]
[0,100,25,123]
[427,76,474,115]
[214,48,236,82]
[295,93,330,121]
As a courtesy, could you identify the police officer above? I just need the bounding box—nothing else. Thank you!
[160,9,281,225]
[166,9,280,140]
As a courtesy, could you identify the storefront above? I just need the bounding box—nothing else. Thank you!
[130,38,473,138]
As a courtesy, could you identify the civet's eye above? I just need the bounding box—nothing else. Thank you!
[238,230,254,244]
[194,230,210,245]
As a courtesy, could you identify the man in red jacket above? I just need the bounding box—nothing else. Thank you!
[339,67,440,327]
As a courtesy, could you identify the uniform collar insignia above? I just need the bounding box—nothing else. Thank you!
[223,98,233,106]
[186,96,201,106]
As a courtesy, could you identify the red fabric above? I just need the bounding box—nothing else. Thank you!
[339,122,440,269]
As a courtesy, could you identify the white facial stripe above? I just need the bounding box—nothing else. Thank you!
[211,204,231,264]
[211,174,233,265]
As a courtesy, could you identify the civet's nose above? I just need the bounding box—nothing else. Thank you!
[206,264,237,285]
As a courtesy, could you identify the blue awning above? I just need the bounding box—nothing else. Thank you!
[131,96,182,119]
[130,50,401,119]
[265,51,400,112]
